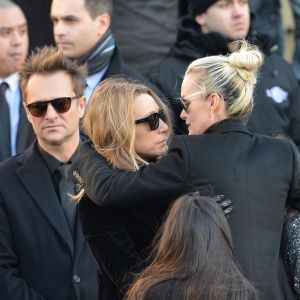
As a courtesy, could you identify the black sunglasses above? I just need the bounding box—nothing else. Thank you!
[27,96,79,117]
[135,109,167,131]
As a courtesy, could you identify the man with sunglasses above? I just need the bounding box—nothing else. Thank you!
[150,0,300,146]
[0,46,98,300]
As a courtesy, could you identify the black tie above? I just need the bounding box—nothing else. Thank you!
[0,82,11,161]
[57,164,77,236]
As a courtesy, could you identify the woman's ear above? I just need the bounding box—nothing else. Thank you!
[208,93,224,114]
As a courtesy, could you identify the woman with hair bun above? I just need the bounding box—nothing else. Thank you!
[71,41,300,300]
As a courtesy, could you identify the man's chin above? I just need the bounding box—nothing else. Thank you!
[56,47,77,59]
[230,32,248,42]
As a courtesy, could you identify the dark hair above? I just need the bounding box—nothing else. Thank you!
[126,192,257,300]
[19,46,87,102]
[84,0,113,18]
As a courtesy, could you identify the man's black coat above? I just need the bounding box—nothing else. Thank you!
[0,142,98,300]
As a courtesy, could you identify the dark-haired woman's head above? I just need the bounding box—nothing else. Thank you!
[153,192,234,275]
[126,192,257,300]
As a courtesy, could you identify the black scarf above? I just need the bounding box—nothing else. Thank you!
[77,29,115,76]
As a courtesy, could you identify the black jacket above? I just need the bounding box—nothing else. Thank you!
[0,142,98,300]
[70,119,300,300]
[79,196,168,300]
[150,16,300,146]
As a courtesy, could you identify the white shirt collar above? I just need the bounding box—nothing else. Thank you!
[0,73,19,92]
[86,72,103,91]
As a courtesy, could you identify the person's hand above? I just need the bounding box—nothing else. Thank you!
[213,195,233,218]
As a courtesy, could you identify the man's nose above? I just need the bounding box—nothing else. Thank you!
[11,31,23,46]
[44,103,58,119]
[54,21,66,36]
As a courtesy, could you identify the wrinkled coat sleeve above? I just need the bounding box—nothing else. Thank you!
[79,198,145,293]
[0,195,45,300]
[70,137,189,208]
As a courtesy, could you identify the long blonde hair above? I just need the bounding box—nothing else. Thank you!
[83,77,171,171]
[185,41,264,121]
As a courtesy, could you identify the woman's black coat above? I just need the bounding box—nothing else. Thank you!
[78,196,168,300]
[71,119,300,300]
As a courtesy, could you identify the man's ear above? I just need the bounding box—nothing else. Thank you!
[194,13,206,27]
[78,95,86,119]
[96,13,111,36]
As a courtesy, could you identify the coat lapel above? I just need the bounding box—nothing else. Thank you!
[15,143,74,256]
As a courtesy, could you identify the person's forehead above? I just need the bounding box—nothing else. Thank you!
[0,6,27,28]
[26,72,75,101]
[51,0,88,16]
[134,93,160,117]
[213,0,249,6]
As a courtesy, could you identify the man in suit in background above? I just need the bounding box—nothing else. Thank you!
[0,0,34,162]
[0,46,98,299]
[50,0,164,103]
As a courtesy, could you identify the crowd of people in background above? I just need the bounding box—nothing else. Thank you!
[1,0,300,299]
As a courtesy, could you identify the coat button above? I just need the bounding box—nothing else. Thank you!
[73,274,80,283]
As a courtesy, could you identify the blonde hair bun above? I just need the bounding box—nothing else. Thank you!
[229,41,264,84]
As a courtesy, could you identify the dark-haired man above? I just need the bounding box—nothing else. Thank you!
[51,0,161,102]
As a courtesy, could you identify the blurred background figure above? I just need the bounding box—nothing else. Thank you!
[14,0,54,51]
[126,192,257,300]
[51,0,163,103]
[289,0,300,83]
[0,0,34,162]
[250,0,300,83]
[111,0,178,76]
[250,0,284,55]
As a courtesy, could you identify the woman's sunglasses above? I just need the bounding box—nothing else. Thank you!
[27,96,79,117]
[179,92,224,113]
[135,109,167,131]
